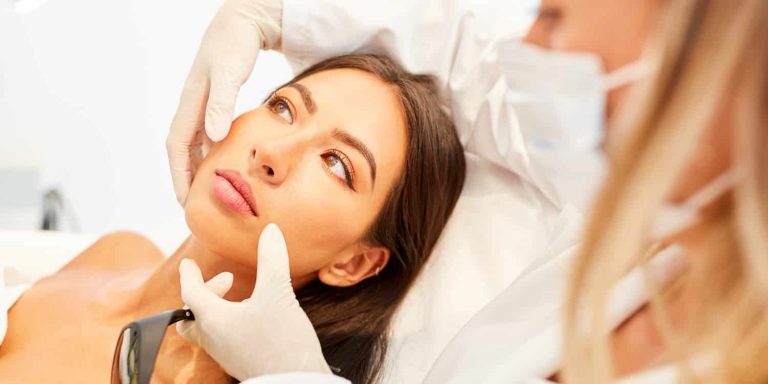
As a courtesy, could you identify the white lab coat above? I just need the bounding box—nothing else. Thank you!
[243,1,678,383]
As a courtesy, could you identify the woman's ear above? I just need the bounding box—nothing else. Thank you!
[317,246,390,287]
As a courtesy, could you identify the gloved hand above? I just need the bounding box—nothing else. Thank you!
[167,0,283,205]
[177,223,332,381]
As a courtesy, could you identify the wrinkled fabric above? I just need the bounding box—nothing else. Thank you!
[0,264,31,346]
[281,2,604,383]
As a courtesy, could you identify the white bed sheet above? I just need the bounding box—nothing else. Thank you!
[0,230,98,346]
[0,230,98,283]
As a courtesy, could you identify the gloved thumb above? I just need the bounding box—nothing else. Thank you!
[177,270,234,344]
[204,73,240,142]
[253,223,294,298]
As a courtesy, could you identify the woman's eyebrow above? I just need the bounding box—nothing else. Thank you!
[286,83,316,114]
[278,83,376,187]
[332,128,377,187]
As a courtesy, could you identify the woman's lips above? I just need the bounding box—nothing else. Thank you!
[212,169,259,216]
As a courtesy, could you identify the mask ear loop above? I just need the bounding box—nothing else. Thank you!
[603,60,657,91]
[685,169,741,211]
[650,170,741,240]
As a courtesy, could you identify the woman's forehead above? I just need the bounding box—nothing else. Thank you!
[291,68,405,140]
[296,68,399,106]
[294,68,408,190]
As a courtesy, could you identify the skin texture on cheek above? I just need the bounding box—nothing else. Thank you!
[257,164,374,277]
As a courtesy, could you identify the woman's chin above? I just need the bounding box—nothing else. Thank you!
[185,195,261,266]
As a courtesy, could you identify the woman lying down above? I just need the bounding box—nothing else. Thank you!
[0,54,466,383]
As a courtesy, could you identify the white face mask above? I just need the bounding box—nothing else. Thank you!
[479,40,653,211]
[498,41,654,151]
[650,170,740,241]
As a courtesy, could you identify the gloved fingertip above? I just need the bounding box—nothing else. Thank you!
[210,270,233,282]
[205,119,229,142]
[170,170,191,207]
[179,257,192,271]
[206,271,235,297]
[179,258,204,285]
[254,223,292,295]
[179,258,227,313]
[263,222,281,237]
[220,271,234,286]
[259,223,287,255]
[175,189,188,207]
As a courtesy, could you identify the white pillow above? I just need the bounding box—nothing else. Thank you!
[381,153,584,383]
[0,230,97,282]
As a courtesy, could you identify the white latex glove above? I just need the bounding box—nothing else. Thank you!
[198,270,235,299]
[177,223,333,381]
[167,0,283,205]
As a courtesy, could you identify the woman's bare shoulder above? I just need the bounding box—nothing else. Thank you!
[60,231,166,273]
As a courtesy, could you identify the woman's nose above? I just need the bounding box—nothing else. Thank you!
[250,141,290,186]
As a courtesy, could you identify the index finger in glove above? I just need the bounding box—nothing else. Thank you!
[177,271,233,344]
[179,258,229,316]
[204,71,240,142]
[253,223,294,297]
[167,74,209,206]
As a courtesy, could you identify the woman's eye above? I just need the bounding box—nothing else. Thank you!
[268,97,294,124]
[322,152,355,190]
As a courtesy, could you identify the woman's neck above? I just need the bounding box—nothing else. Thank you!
[120,235,257,319]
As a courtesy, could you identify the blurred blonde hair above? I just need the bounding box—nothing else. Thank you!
[562,0,768,383]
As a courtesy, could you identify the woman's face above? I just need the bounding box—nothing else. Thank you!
[524,0,658,124]
[184,68,408,287]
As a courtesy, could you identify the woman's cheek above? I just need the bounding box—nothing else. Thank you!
[279,200,368,274]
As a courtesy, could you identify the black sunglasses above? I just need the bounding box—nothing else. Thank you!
[110,309,194,384]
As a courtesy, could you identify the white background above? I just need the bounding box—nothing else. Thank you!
[0,0,539,253]
[0,0,293,252]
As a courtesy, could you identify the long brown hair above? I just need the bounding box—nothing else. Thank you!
[275,54,466,384]
[563,0,768,382]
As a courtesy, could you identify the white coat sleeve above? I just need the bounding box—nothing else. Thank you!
[280,0,536,170]
[240,373,351,384]
[280,0,533,91]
